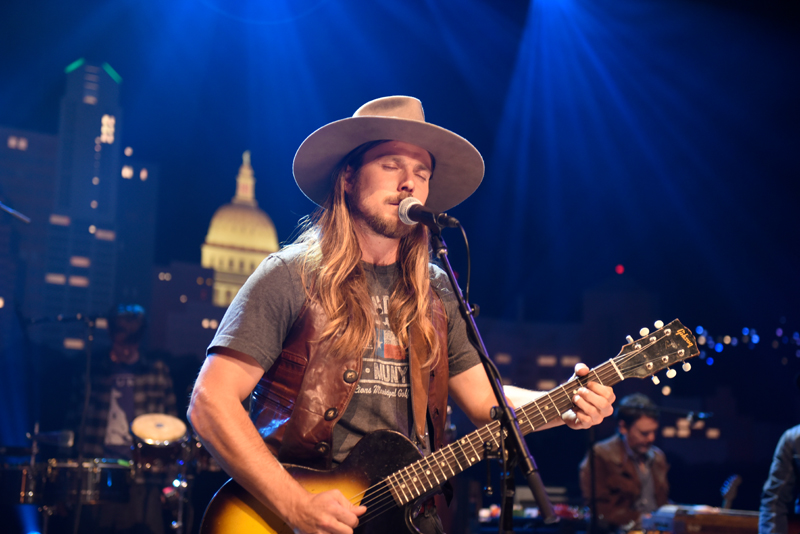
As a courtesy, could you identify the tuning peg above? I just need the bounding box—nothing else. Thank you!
[682,362,691,372]
[626,335,634,344]
[639,327,650,337]
[666,368,677,379]
[654,320,664,329]
[652,376,660,385]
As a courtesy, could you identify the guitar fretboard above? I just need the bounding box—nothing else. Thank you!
[385,359,625,506]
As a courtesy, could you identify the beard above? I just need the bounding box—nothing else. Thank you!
[347,182,415,239]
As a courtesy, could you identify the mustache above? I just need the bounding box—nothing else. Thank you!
[388,193,414,204]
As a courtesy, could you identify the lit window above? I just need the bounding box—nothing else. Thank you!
[122,166,134,179]
[70,256,91,268]
[68,276,90,287]
[45,273,67,285]
[206,278,212,286]
[706,428,721,439]
[164,272,172,281]
[92,177,100,185]
[95,229,116,241]
[95,317,108,329]
[84,73,99,82]
[561,355,580,367]
[124,147,133,156]
[210,319,219,329]
[494,353,512,364]
[84,82,98,91]
[536,379,557,391]
[197,277,204,285]
[49,214,71,226]
[0,297,5,308]
[536,355,557,367]
[94,144,101,152]
[8,136,18,148]
[64,338,86,350]
[140,168,148,181]
[83,95,97,105]
[201,319,210,329]
[100,114,115,143]
[662,427,677,438]
[90,200,98,209]
[17,138,27,150]
[180,295,188,303]
[88,225,96,234]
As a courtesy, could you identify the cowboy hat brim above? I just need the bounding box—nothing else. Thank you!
[293,115,484,214]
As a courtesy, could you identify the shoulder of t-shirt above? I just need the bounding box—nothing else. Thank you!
[428,262,455,300]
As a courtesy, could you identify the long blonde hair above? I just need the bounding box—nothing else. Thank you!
[295,142,441,366]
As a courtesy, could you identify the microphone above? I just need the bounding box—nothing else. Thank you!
[398,197,460,229]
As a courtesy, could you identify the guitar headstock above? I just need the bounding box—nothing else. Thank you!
[721,474,742,499]
[615,319,700,382]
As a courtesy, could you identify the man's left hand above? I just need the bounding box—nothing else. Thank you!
[561,363,616,430]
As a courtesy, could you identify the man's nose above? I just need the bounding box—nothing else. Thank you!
[399,172,415,192]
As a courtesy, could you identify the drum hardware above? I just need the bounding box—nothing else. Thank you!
[45,457,134,505]
[131,414,190,476]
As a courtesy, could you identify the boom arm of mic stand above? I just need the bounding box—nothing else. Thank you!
[429,229,558,525]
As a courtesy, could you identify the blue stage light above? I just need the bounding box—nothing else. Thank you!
[706,357,714,365]
[696,326,704,335]
[715,343,723,353]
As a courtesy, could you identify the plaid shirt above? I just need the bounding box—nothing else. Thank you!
[74,356,178,458]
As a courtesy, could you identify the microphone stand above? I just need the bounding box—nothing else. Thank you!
[428,227,558,529]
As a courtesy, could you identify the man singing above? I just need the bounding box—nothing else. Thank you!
[188,96,616,534]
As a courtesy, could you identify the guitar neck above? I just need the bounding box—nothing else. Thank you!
[386,358,625,506]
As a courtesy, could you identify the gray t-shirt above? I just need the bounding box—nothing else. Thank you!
[208,244,481,463]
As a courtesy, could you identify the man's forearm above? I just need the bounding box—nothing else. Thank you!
[187,387,308,526]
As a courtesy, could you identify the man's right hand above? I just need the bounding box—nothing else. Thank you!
[289,489,367,534]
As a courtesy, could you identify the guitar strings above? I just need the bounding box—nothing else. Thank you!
[347,343,686,527]
[352,345,673,524]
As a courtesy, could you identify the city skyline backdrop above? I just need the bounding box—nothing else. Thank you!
[1,0,799,515]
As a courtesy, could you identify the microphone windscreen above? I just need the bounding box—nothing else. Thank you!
[398,197,422,226]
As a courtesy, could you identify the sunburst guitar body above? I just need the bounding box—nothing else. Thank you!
[200,430,426,534]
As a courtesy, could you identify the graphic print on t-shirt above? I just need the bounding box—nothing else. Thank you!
[104,373,135,457]
[354,294,409,400]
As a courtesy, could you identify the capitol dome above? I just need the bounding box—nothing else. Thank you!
[202,151,279,307]
[205,202,278,252]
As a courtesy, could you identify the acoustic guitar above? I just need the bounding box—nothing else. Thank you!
[201,319,699,534]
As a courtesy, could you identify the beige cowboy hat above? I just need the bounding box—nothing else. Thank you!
[293,96,484,214]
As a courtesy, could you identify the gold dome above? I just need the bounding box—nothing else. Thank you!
[205,203,278,252]
[203,150,278,252]
[202,151,278,307]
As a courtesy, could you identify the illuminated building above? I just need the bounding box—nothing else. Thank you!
[0,61,158,352]
[201,151,278,307]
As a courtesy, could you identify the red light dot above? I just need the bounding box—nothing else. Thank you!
[615,264,625,275]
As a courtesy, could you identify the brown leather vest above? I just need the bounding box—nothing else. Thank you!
[250,290,449,470]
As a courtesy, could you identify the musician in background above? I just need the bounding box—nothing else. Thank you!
[760,423,800,533]
[188,96,617,534]
[70,304,177,534]
[580,393,669,532]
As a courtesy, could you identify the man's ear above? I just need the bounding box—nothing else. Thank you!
[343,166,355,194]
[618,420,628,436]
